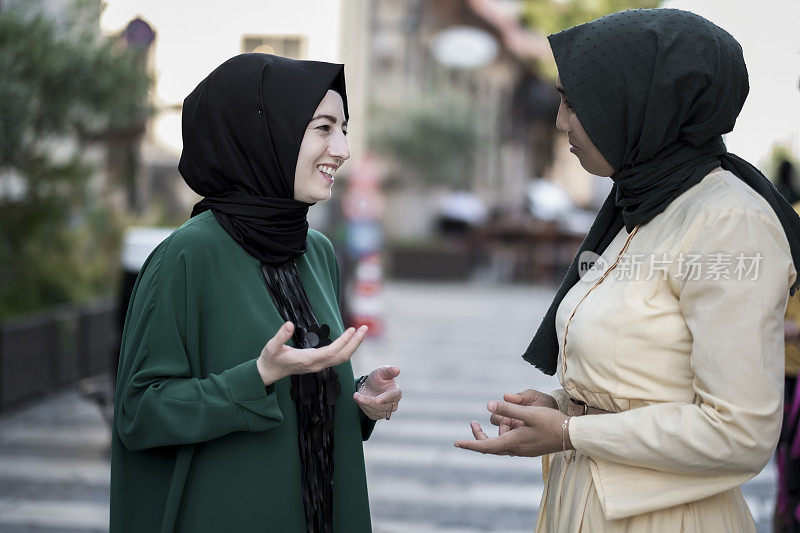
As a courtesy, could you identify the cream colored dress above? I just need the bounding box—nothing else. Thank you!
[534,169,796,532]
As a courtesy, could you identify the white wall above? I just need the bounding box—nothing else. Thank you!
[100,0,345,155]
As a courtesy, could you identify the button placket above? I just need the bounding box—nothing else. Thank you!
[562,227,640,375]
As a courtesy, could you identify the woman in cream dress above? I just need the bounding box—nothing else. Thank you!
[456,9,800,532]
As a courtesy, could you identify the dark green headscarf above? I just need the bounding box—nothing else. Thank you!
[524,8,800,375]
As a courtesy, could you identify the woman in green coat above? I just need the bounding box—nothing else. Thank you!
[110,53,401,533]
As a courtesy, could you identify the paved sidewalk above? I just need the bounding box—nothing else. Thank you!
[0,281,780,532]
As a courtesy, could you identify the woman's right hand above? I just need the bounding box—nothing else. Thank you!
[491,389,557,435]
[257,322,368,386]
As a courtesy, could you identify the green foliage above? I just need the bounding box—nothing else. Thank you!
[765,144,800,182]
[521,0,662,36]
[370,98,480,189]
[0,0,152,319]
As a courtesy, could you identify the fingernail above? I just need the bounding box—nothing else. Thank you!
[488,401,497,412]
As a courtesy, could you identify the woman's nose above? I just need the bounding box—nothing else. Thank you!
[329,131,350,162]
[555,104,570,134]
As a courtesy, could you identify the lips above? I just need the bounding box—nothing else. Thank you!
[316,164,337,183]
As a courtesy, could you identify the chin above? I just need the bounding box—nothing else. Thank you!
[580,163,613,177]
[313,190,333,203]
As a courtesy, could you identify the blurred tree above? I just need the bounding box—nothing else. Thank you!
[521,0,662,36]
[767,144,800,180]
[370,98,480,189]
[0,0,153,318]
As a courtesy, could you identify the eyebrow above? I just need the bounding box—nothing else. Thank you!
[310,114,348,127]
[556,86,567,96]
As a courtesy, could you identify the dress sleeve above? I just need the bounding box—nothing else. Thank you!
[550,388,571,414]
[115,241,284,452]
[568,209,795,518]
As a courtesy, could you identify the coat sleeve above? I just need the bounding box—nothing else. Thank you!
[550,388,571,414]
[568,209,795,518]
[115,238,284,452]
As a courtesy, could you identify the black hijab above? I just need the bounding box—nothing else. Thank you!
[180,53,348,264]
[524,8,800,375]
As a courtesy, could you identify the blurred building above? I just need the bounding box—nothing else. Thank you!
[366,0,593,240]
[99,0,372,225]
[99,0,592,235]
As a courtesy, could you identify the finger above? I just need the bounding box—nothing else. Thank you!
[353,393,376,407]
[518,389,540,405]
[502,389,538,405]
[489,412,518,428]
[265,322,294,354]
[454,435,509,455]
[377,366,400,381]
[498,423,511,436]
[307,326,360,370]
[321,327,357,354]
[333,325,368,363]
[373,389,402,405]
[470,421,489,441]
[490,401,535,425]
[503,390,529,404]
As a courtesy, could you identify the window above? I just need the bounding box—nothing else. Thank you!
[242,35,306,59]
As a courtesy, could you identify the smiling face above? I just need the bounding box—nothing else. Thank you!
[293,90,350,203]
[555,78,615,177]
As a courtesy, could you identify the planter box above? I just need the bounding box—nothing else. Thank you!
[0,312,57,410]
[78,299,118,377]
[0,299,119,412]
[387,245,477,281]
[53,308,80,386]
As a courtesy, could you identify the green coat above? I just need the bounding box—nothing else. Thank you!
[110,211,374,532]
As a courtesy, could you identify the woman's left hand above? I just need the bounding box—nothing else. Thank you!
[354,366,402,420]
[454,401,571,457]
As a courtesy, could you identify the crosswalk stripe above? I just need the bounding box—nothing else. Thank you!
[365,442,543,476]
[373,520,532,533]
[0,498,108,529]
[0,425,109,448]
[0,456,109,485]
[367,478,543,509]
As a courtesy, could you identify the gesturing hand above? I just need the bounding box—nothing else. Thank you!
[353,366,402,420]
[257,322,368,386]
[494,389,558,435]
[454,401,570,458]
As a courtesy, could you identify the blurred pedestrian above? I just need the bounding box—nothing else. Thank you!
[777,159,800,204]
[456,9,800,532]
[110,54,401,532]
[775,200,800,533]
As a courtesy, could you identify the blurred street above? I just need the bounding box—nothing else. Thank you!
[0,281,780,532]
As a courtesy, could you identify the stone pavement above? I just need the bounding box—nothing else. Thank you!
[0,282,779,532]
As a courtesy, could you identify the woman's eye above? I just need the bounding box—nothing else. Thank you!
[342,130,348,137]
[562,98,574,111]
[316,124,331,132]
